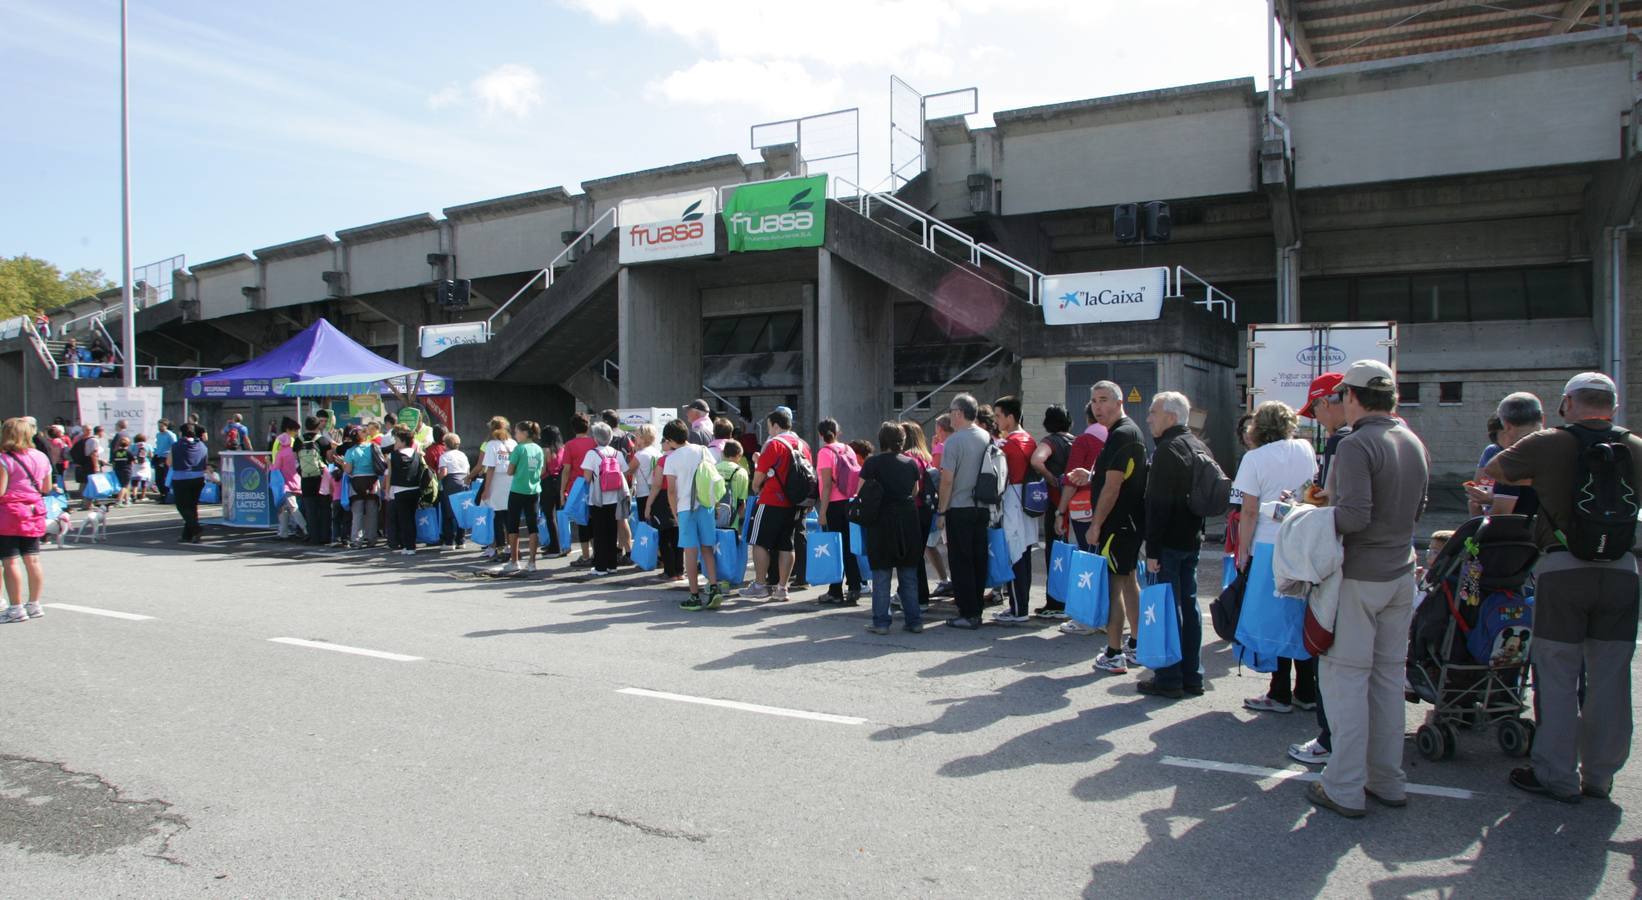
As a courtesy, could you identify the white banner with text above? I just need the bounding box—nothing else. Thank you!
[618,189,716,264]
[1041,267,1169,326]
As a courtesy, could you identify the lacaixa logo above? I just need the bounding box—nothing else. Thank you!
[1058,287,1148,309]
[627,199,706,247]
[727,188,816,235]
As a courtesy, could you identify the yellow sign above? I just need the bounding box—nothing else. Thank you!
[1127,387,1142,403]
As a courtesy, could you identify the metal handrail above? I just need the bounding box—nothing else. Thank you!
[896,345,1005,418]
[700,384,742,417]
[834,177,1043,305]
[22,318,59,379]
[479,206,620,336]
[1171,266,1238,323]
[93,316,124,362]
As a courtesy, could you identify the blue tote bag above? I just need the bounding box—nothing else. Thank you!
[337,474,352,510]
[847,522,872,575]
[1065,549,1110,629]
[469,507,495,546]
[555,507,573,554]
[1046,541,1073,603]
[84,471,119,500]
[985,528,1014,587]
[807,530,844,585]
[200,480,221,504]
[631,520,659,570]
[415,507,442,545]
[447,485,480,528]
[565,478,590,527]
[1222,554,1239,590]
[714,528,744,584]
[1135,582,1182,669]
[1235,542,1310,666]
[1023,480,1050,516]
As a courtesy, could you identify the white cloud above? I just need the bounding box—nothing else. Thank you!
[647,58,843,114]
[426,84,462,111]
[471,63,544,118]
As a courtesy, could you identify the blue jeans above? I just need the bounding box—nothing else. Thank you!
[1150,546,1202,690]
[872,566,923,629]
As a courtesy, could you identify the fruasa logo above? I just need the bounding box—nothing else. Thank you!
[728,188,816,235]
[628,199,706,247]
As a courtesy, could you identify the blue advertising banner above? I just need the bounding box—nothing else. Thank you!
[219,452,275,528]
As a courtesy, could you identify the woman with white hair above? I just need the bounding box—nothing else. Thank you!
[581,421,630,576]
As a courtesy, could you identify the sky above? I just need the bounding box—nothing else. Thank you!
[0,0,1269,281]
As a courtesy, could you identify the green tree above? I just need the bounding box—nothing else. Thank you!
[0,255,116,320]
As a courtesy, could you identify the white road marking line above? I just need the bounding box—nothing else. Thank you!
[45,603,155,621]
[1160,755,1475,800]
[267,637,421,662]
[616,687,868,725]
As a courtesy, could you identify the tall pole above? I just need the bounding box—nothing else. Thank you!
[119,0,136,388]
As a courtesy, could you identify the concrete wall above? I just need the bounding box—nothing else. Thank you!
[816,250,894,442]
[345,228,442,296]
[617,267,701,408]
[262,244,336,309]
[193,258,257,320]
[1290,34,1631,190]
[701,281,807,317]
[453,205,577,278]
[1020,353,1237,466]
[1395,371,1577,482]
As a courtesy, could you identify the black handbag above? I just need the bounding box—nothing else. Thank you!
[1209,562,1250,645]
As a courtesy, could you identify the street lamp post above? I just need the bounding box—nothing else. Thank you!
[119,0,136,388]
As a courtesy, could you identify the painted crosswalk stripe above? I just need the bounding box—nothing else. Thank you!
[616,687,868,725]
[1160,755,1474,800]
[45,603,155,621]
[267,637,421,662]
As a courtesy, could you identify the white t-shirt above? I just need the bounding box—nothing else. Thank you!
[1232,437,1318,545]
[438,449,470,479]
[581,446,629,507]
[632,445,661,498]
[481,438,517,510]
[663,443,709,512]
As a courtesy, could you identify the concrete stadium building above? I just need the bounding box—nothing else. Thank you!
[7,3,1639,485]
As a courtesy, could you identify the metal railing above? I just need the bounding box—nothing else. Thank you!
[895,345,1005,418]
[700,384,742,417]
[22,318,58,379]
[93,316,124,363]
[1170,266,1237,323]
[833,177,1044,305]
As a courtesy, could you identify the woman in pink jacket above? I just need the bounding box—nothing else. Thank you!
[0,417,54,624]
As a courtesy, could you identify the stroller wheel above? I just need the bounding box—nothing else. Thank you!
[1416,724,1448,762]
[1441,723,1461,760]
[1498,718,1532,758]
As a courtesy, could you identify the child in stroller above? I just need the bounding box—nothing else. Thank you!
[1405,514,1538,761]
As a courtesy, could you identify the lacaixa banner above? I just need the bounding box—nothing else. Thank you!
[618,188,716,264]
[722,175,826,252]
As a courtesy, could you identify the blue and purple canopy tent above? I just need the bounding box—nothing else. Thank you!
[183,320,452,400]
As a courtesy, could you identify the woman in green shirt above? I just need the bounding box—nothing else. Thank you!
[497,420,545,576]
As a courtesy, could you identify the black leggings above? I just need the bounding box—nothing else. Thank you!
[390,493,419,550]
[590,503,619,570]
[173,478,203,539]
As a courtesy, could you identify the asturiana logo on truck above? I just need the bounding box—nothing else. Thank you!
[727,188,815,235]
[1297,345,1347,366]
[628,200,706,247]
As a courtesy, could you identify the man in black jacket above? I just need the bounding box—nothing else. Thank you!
[1137,391,1206,699]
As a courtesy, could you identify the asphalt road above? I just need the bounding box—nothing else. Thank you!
[2,503,1637,898]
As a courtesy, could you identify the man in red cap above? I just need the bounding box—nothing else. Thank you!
[1288,369,1350,767]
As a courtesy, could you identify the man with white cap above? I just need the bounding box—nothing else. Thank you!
[1485,371,1642,802]
[1308,359,1429,818]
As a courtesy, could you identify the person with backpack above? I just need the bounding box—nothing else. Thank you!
[1053,404,1109,632]
[152,420,176,503]
[476,417,518,562]
[816,418,863,606]
[716,440,751,533]
[1066,382,1149,672]
[343,424,387,549]
[0,418,55,624]
[991,396,1040,625]
[900,421,942,608]
[660,418,722,609]
[438,432,471,550]
[386,425,430,556]
[600,410,635,565]
[296,416,334,547]
[1484,371,1641,803]
[272,418,304,540]
[745,408,813,602]
[859,421,925,635]
[1306,360,1428,819]
[580,421,629,577]
[1135,392,1215,699]
[495,421,544,574]
[558,413,596,566]
[936,393,997,630]
[169,423,209,543]
[220,413,249,453]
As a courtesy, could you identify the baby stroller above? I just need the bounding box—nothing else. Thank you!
[1405,514,1538,761]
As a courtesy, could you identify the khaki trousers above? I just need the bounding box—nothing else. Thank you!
[1319,575,1414,809]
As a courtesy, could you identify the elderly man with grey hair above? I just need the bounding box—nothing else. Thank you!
[1467,392,1544,517]
[937,392,993,629]
[1135,391,1208,699]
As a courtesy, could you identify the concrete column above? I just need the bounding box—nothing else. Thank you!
[816,249,894,442]
[801,281,817,433]
[617,266,701,409]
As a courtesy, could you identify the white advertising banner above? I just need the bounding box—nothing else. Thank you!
[1041,267,1169,325]
[419,322,488,357]
[77,387,164,440]
[1247,323,1396,413]
[617,188,716,265]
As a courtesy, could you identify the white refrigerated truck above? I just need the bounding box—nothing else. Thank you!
[1245,321,1398,413]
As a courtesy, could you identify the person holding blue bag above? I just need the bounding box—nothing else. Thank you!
[857,422,926,634]
[1135,391,1209,700]
[1065,382,1149,674]
[437,432,471,549]
[168,422,209,543]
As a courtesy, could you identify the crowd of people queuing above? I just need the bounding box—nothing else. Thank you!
[2,361,1636,817]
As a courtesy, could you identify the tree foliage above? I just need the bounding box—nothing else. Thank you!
[0,255,116,320]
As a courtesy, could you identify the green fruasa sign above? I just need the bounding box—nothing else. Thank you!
[722,175,827,252]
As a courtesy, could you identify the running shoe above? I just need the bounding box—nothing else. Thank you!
[770,585,789,602]
[681,595,704,612]
[1032,606,1069,620]
[1243,695,1292,714]
[1093,651,1129,675]
[0,606,27,624]
[490,562,520,577]
[24,602,42,619]
[571,557,595,568]
[1124,646,1141,669]
[945,616,981,630]
[742,582,771,600]
[705,586,724,610]
[1292,699,1318,711]
[1058,620,1103,636]
[524,560,538,574]
[930,581,954,598]
[1288,739,1331,765]
[991,612,1030,625]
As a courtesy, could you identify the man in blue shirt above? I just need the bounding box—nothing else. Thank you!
[152,420,177,502]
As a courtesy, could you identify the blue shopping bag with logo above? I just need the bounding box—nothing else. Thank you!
[270,477,287,510]
[469,506,495,546]
[847,521,872,576]
[565,478,590,527]
[337,474,352,510]
[200,480,221,504]
[1234,542,1308,668]
[44,493,68,520]
[630,520,659,570]
[986,528,1014,587]
[1023,480,1050,516]
[447,485,480,528]
[1135,582,1182,669]
[1064,549,1110,629]
[1046,540,1073,603]
[714,528,744,584]
[84,471,119,500]
[1137,562,1157,589]
[555,507,573,553]
[415,506,442,545]
[1222,554,1238,590]
[807,530,844,585]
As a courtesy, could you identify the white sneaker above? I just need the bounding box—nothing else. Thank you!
[490,562,519,577]
[1059,620,1103,635]
[1092,651,1129,675]
[24,602,43,619]
[771,585,789,602]
[742,582,770,600]
[480,547,498,560]
[991,612,1030,625]
[1244,695,1293,714]
[0,606,26,624]
[1288,738,1331,765]
[1124,647,1141,669]
[524,560,537,573]
[399,548,416,556]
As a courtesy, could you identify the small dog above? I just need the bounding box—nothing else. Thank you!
[72,507,109,544]
[42,513,73,549]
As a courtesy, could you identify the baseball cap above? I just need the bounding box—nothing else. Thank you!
[687,399,711,414]
[773,405,794,421]
[1340,360,1395,391]
[1563,372,1616,396]
[1300,372,1345,418]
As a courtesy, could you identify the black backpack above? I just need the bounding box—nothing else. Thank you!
[1553,424,1638,561]
[972,441,1008,507]
[848,477,882,525]
[1209,563,1248,645]
[1183,434,1233,518]
[69,436,89,469]
[775,436,818,506]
